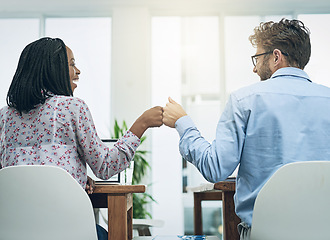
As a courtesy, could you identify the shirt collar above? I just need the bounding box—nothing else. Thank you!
[270,67,312,82]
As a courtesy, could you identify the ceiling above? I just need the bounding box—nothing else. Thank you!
[1,0,330,16]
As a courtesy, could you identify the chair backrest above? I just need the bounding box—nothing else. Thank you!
[0,165,98,240]
[250,161,330,240]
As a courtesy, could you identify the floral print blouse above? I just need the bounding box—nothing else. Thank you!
[0,95,140,188]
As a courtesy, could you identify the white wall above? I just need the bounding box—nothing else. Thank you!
[111,11,185,234]
[111,7,151,127]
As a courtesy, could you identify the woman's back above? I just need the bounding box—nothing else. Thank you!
[0,95,140,188]
[0,37,163,192]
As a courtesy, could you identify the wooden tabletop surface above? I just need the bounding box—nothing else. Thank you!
[93,183,146,194]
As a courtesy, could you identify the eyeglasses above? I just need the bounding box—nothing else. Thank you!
[251,51,289,67]
[251,52,272,67]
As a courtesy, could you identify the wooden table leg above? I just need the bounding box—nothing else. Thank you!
[222,191,240,240]
[108,194,128,240]
[127,193,133,240]
[194,192,222,235]
[194,192,203,235]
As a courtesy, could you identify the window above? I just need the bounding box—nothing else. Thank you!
[46,17,111,138]
[224,16,260,95]
[152,16,221,191]
[298,14,330,87]
[151,16,184,235]
[0,19,39,107]
[151,16,221,237]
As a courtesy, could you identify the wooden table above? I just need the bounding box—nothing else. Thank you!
[89,183,146,240]
[191,179,240,240]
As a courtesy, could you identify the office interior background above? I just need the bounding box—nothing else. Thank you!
[1,0,330,237]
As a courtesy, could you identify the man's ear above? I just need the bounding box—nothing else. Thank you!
[273,49,286,68]
[273,49,280,63]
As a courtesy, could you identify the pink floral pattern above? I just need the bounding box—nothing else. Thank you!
[0,96,140,188]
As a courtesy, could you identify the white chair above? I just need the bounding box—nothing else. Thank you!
[0,165,98,240]
[250,161,330,240]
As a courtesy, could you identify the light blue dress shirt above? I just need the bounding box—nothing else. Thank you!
[175,67,330,226]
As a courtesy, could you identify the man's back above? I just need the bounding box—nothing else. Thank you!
[162,18,318,239]
[233,67,330,225]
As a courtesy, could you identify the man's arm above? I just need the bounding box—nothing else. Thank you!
[163,95,245,182]
[163,97,187,128]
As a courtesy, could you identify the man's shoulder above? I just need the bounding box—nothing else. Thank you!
[231,81,266,101]
[232,75,330,104]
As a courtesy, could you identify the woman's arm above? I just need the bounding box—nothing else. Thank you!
[129,106,163,139]
[70,98,163,180]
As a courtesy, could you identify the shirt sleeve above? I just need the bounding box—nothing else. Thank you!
[71,98,141,180]
[176,93,246,183]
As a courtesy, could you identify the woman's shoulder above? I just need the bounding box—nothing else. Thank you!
[0,106,15,118]
[47,95,92,118]
[0,105,9,113]
[0,105,9,118]
[49,95,88,108]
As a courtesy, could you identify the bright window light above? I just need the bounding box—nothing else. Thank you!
[0,19,39,107]
[298,14,330,87]
[46,18,112,138]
